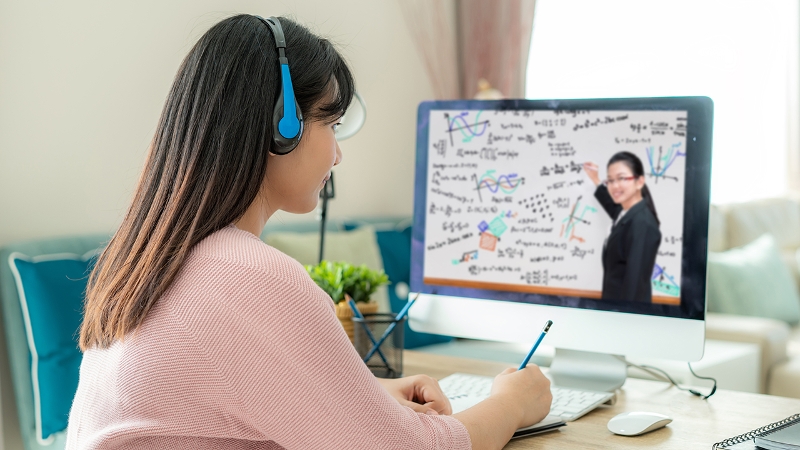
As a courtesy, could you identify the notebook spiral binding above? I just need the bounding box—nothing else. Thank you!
[712,413,800,449]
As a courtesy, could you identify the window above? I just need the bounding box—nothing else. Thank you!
[526,0,798,204]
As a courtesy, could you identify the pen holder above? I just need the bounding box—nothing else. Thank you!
[335,300,379,344]
[352,313,405,379]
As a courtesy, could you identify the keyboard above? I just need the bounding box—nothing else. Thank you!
[438,372,615,422]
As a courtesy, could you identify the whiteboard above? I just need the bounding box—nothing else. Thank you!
[422,109,686,304]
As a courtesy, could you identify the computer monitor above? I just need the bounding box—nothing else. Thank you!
[409,97,713,391]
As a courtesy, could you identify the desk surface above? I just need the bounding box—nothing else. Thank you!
[404,350,800,449]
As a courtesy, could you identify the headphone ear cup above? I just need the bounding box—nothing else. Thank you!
[271,90,303,155]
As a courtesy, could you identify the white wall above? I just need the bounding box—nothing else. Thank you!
[0,0,433,246]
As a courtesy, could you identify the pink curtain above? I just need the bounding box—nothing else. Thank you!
[399,0,537,99]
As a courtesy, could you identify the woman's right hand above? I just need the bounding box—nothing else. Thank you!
[583,162,601,186]
[452,366,553,449]
[490,366,552,429]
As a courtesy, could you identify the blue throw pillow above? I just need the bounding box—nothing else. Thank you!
[373,226,454,349]
[8,251,96,444]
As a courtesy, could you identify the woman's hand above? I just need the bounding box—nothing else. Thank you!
[490,366,552,428]
[583,162,601,186]
[452,366,552,449]
[377,375,452,415]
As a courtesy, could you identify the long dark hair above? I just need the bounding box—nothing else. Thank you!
[608,151,659,226]
[80,15,355,350]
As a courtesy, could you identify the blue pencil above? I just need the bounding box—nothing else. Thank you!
[362,293,420,362]
[518,320,553,370]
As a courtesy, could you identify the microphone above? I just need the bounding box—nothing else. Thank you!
[318,172,335,263]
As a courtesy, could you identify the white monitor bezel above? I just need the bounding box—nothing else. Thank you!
[408,292,705,361]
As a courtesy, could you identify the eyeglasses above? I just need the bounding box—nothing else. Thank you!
[603,176,637,187]
[334,92,366,140]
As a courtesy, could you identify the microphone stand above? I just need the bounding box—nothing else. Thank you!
[318,172,335,264]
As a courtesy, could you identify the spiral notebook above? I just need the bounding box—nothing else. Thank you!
[713,413,800,450]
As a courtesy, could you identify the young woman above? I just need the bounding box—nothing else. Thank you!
[66,15,552,450]
[583,152,661,302]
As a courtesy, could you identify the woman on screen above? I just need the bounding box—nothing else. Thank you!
[583,152,661,302]
[67,14,552,450]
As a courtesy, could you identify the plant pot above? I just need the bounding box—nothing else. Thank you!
[335,300,379,344]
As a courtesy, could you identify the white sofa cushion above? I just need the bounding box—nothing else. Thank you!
[725,198,800,250]
[769,358,800,398]
[767,323,800,397]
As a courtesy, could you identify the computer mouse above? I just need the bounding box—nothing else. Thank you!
[607,411,672,436]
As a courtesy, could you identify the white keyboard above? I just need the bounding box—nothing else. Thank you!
[439,372,615,422]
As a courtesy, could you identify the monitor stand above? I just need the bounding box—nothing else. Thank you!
[549,348,627,392]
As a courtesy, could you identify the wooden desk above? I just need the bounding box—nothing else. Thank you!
[404,350,800,449]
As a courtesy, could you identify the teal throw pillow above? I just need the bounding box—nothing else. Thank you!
[373,225,454,349]
[707,234,800,325]
[8,251,96,444]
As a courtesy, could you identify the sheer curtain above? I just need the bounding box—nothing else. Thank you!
[525,0,800,204]
[397,0,460,99]
[399,0,536,99]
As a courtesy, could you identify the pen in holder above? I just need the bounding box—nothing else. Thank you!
[352,313,406,378]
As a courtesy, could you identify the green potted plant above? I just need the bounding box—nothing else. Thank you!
[305,260,390,343]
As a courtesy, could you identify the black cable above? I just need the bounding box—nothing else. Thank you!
[617,356,717,400]
[687,362,717,399]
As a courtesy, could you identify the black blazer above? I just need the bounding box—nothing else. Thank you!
[594,185,661,302]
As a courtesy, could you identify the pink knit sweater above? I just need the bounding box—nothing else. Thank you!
[66,226,471,449]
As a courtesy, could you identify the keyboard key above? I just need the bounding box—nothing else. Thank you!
[562,404,586,414]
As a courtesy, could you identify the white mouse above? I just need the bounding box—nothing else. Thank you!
[607,411,673,436]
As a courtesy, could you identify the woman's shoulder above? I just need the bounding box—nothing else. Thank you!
[181,223,332,292]
[174,224,331,315]
[628,204,661,232]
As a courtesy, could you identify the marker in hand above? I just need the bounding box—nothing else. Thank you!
[582,162,600,186]
[518,320,553,371]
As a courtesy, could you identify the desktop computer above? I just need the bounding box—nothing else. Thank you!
[409,97,713,395]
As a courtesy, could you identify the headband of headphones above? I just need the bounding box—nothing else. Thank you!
[258,16,303,155]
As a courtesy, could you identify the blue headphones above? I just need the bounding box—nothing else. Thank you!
[258,16,303,155]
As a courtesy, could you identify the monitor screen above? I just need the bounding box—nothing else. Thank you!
[411,97,712,326]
